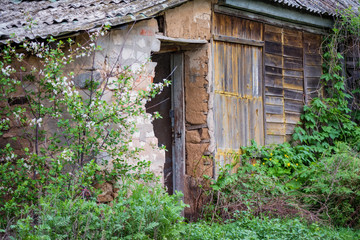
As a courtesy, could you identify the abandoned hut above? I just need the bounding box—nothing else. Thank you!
[1,0,359,216]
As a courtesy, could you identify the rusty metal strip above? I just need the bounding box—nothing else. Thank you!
[213,34,264,47]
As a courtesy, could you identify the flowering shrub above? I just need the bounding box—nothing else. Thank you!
[0,26,170,230]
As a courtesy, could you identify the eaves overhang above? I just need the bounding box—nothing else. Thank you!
[218,0,335,29]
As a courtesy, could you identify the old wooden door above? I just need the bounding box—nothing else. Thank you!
[171,53,185,195]
[146,52,185,195]
[213,13,265,162]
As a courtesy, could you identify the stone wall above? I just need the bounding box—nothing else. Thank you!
[74,19,165,179]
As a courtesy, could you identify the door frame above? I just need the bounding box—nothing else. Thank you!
[171,52,185,194]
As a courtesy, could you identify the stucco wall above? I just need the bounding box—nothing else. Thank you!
[164,0,213,218]
[165,0,212,40]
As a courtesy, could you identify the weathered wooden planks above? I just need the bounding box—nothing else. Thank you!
[303,32,322,101]
[264,26,322,144]
[264,25,304,144]
[213,14,322,149]
[213,13,264,156]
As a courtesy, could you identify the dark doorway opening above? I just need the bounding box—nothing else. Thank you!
[146,53,173,194]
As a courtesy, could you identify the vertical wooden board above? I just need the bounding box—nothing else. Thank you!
[241,98,249,145]
[233,44,240,95]
[235,97,241,148]
[252,47,262,97]
[230,97,237,149]
[244,46,253,97]
[214,41,224,92]
[225,43,233,93]
[249,100,258,143]
[214,94,223,148]
[225,97,231,148]
[237,45,244,97]
[256,99,265,144]
[172,53,185,195]
[249,19,263,41]
[223,95,229,148]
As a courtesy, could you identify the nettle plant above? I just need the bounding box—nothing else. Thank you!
[0,27,169,224]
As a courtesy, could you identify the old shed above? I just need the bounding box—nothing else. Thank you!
[1,0,359,217]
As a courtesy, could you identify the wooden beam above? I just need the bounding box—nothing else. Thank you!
[213,34,264,47]
[156,34,208,44]
[172,53,185,198]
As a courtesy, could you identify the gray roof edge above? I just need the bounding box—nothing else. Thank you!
[1,0,188,44]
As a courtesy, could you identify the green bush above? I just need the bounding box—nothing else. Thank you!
[302,142,360,227]
[8,182,186,239]
[202,141,314,221]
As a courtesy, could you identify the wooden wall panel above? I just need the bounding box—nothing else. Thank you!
[304,32,322,101]
[213,13,263,41]
[214,40,264,150]
[213,14,323,149]
[264,25,310,144]
[264,27,322,143]
[213,13,264,162]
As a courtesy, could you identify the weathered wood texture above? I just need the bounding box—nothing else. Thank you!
[172,53,185,195]
[213,13,322,150]
[264,25,322,144]
[213,13,264,162]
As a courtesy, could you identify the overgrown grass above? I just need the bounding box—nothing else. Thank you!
[184,216,360,240]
